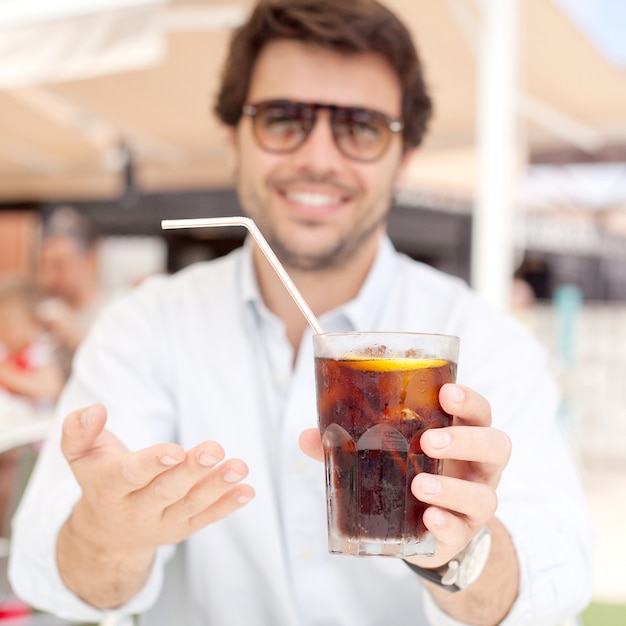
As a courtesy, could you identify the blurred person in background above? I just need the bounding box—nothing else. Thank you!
[0,277,64,535]
[9,1,592,625]
[36,206,107,374]
[0,278,64,404]
[510,275,537,330]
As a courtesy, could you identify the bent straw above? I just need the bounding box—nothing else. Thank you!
[161,216,325,335]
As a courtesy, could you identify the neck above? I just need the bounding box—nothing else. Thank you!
[253,232,382,350]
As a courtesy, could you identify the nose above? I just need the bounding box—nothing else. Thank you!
[291,110,344,173]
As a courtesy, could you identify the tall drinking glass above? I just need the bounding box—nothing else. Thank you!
[313,332,459,558]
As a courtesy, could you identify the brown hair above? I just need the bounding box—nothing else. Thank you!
[214,0,433,150]
[42,205,99,252]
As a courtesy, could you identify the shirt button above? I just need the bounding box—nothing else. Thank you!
[274,371,287,385]
[294,458,308,472]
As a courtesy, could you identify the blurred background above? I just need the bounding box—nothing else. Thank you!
[0,0,625,624]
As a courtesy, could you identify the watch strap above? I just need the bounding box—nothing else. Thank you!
[405,560,462,593]
[405,526,491,593]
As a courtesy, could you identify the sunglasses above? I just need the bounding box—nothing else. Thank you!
[241,100,404,162]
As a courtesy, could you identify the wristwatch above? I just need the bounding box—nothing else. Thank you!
[405,526,492,593]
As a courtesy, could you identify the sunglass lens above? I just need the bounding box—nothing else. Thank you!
[254,102,313,152]
[332,109,389,161]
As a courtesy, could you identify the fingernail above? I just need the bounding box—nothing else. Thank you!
[160,454,181,466]
[223,469,244,484]
[448,385,464,403]
[420,474,442,495]
[198,452,219,467]
[80,406,96,427]
[428,429,451,450]
[236,494,253,505]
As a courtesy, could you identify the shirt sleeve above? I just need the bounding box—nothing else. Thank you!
[441,300,594,625]
[491,361,594,625]
[8,279,179,620]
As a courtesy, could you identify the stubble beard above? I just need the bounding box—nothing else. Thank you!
[236,169,391,273]
[255,213,387,274]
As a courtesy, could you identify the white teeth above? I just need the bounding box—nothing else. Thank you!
[286,191,341,207]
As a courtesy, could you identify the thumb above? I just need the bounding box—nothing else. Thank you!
[299,428,324,463]
[61,403,108,462]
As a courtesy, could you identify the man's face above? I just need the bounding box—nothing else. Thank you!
[232,40,410,272]
[38,236,94,304]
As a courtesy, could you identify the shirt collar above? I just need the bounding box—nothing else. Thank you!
[321,235,398,333]
[238,234,398,334]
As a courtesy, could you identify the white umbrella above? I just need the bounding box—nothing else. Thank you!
[1,0,626,306]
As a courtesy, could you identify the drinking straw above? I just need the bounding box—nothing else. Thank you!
[161,216,325,335]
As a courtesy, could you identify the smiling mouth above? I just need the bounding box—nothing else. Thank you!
[283,190,347,208]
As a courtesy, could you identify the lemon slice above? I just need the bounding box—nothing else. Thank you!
[342,357,448,372]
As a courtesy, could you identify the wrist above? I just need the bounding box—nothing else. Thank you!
[57,500,155,608]
[64,498,154,566]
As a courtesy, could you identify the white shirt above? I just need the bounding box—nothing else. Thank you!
[9,237,593,625]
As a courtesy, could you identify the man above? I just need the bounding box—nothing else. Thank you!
[36,205,106,373]
[0,278,64,403]
[9,1,592,624]
[0,278,64,536]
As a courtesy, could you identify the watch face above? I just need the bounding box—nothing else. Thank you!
[458,527,492,589]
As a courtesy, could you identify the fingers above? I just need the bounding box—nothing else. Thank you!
[132,443,254,520]
[411,472,497,561]
[147,442,228,502]
[117,442,190,490]
[157,452,256,535]
[425,383,511,474]
[439,383,492,427]
[299,428,323,462]
[412,473,497,527]
[421,425,512,468]
[177,458,256,530]
[61,404,108,462]
[421,506,474,554]
[186,484,255,531]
